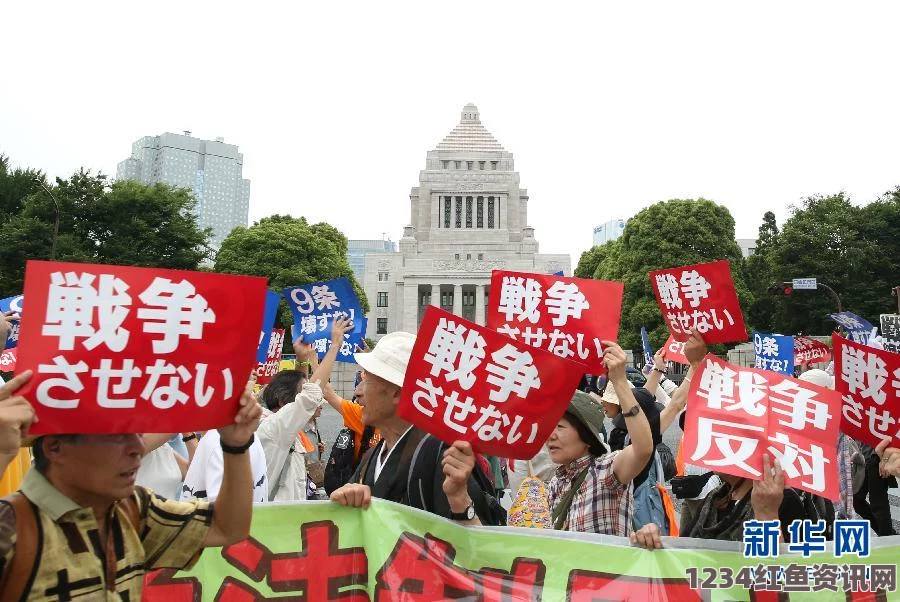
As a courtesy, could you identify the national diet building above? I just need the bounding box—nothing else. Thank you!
[363,104,570,340]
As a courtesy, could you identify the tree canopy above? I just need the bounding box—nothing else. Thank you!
[578,198,751,350]
[0,159,211,295]
[214,214,369,327]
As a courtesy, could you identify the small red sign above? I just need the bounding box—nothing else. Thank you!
[649,260,747,344]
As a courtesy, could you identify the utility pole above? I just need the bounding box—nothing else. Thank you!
[34,179,61,261]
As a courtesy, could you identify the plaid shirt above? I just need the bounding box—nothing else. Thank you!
[548,451,633,536]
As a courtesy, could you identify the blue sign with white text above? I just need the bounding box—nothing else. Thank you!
[283,277,363,363]
[753,331,794,375]
[828,311,875,345]
[0,294,23,349]
[257,290,282,363]
[640,326,654,370]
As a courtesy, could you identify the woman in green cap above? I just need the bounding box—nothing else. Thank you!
[546,341,655,535]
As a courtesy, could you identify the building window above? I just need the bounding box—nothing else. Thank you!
[488,196,495,228]
[377,292,388,307]
[441,292,452,306]
[467,161,473,170]
[463,291,475,307]
[378,271,389,282]
[442,160,449,169]
[455,196,462,228]
[478,253,484,260]
[491,161,498,170]
[479,161,485,170]
[377,318,388,334]
[420,292,431,305]
[444,196,451,228]
[454,253,460,260]
[465,197,473,228]
[476,196,484,227]
[455,161,461,169]
[467,253,471,260]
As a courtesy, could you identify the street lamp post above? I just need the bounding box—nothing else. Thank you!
[34,179,61,261]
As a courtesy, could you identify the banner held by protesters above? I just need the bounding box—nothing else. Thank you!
[486,270,622,374]
[400,306,585,459]
[0,294,23,349]
[256,290,282,363]
[15,260,267,434]
[650,260,748,345]
[793,335,831,366]
[683,354,842,500]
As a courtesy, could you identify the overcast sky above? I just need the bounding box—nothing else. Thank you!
[3,1,899,266]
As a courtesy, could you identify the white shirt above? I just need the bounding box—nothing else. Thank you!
[182,430,269,503]
[257,382,324,502]
[374,426,414,482]
[136,444,183,501]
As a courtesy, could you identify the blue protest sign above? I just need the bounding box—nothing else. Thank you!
[753,331,794,375]
[552,271,565,277]
[0,294,23,349]
[640,326,654,369]
[283,278,363,364]
[256,290,282,363]
[828,311,876,345]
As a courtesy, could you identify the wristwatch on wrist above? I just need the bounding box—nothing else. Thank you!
[220,433,255,455]
[182,433,198,443]
[622,404,641,418]
[653,367,667,375]
[449,501,476,521]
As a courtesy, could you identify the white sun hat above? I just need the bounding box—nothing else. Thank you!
[353,331,417,387]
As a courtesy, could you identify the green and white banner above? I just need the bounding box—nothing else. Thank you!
[142,500,900,601]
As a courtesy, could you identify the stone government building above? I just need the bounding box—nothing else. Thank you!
[363,104,570,340]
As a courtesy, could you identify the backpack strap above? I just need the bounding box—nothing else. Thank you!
[551,467,591,531]
[0,493,40,602]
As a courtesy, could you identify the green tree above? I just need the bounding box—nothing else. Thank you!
[214,215,369,328]
[768,192,898,335]
[744,211,780,331]
[0,166,212,295]
[588,199,750,351]
[574,244,605,279]
[0,155,43,221]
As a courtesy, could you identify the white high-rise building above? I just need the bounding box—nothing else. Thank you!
[362,104,570,340]
[117,132,250,252]
[592,218,625,246]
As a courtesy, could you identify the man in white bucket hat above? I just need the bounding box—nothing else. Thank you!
[329,332,489,525]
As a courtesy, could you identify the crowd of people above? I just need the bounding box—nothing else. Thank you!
[1,307,899,598]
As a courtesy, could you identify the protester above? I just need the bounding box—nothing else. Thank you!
[0,374,260,600]
[631,336,829,548]
[0,372,35,475]
[546,342,654,536]
[322,370,381,494]
[136,434,193,500]
[329,332,501,525]
[595,381,666,533]
[854,440,898,536]
[256,318,350,502]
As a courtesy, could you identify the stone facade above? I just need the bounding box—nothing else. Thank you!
[363,104,570,339]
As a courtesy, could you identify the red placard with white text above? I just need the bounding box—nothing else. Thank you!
[649,260,747,344]
[255,329,285,385]
[486,270,623,374]
[793,336,831,366]
[833,333,900,448]
[0,348,17,372]
[399,306,585,459]
[682,354,841,500]
[15,261,267,434]
[662,335,690,365]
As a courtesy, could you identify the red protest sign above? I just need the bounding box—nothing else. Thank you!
[833,333,900,448]
[662,335,689,365]
[486,270,623,374]
[399,306,585,459]
[0,347,17,372]
[682,354,841,500]
[793,336,831,366]
[15,261,267,434]
[649,260,747,344]
[255,329,285,385]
